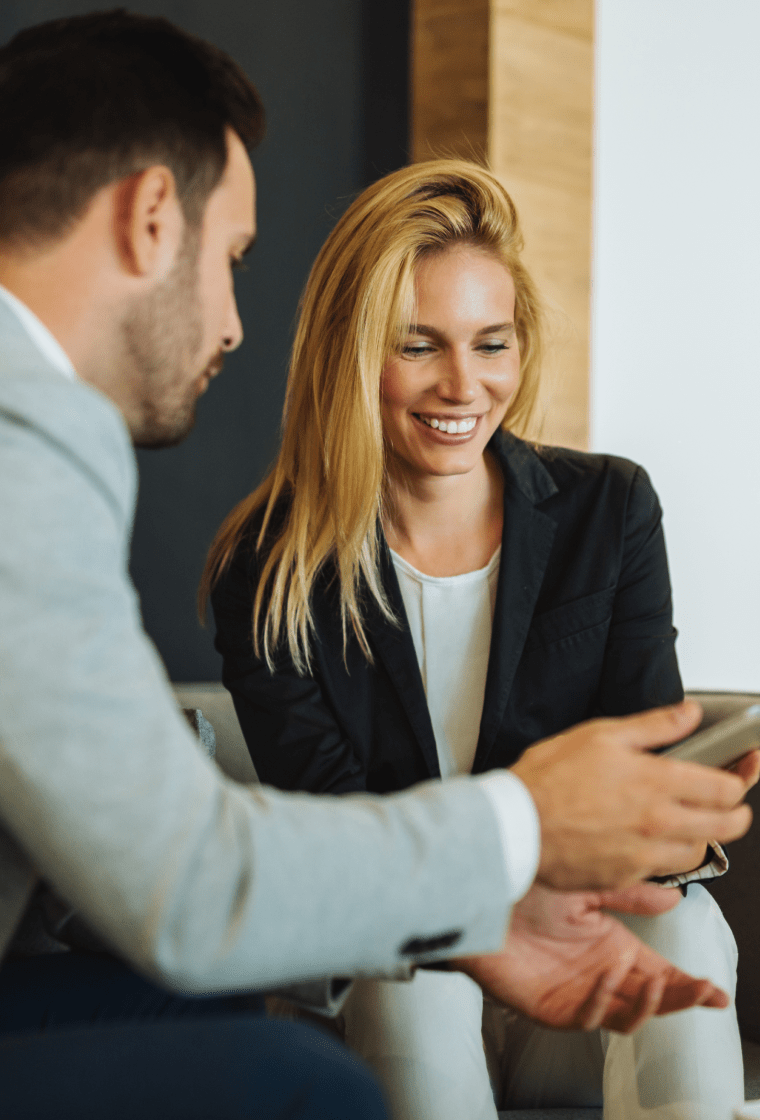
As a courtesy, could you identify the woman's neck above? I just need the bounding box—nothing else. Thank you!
[384,452,504,577]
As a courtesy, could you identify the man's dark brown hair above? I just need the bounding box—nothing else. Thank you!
[0,8,265,248]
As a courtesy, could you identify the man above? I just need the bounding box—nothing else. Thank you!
[0,12,756,1119]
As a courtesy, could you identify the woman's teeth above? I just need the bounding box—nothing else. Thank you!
[419,415,477,434]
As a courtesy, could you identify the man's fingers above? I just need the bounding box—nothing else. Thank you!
[730,748,760,790]
[648,800,751,845]
[614,700,703,751]
[652,756,748,811]
[645,840,716,880]
[516,703,754,892]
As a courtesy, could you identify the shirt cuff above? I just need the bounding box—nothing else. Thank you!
[473,770,540,903]
[649,841,728,888]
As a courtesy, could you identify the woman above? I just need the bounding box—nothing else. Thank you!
[202,161,741,1120]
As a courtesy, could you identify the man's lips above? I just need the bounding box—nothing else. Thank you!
[197,356,225,394]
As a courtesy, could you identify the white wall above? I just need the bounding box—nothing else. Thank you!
[592,1,760,690]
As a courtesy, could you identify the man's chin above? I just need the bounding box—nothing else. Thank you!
[132,406,197,450]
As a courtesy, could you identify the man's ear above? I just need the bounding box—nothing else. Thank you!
[114,167,184,279]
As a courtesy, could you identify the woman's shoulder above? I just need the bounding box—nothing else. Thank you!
[539,443,651,489]
[209,494,292,606]
[492,429,656,504]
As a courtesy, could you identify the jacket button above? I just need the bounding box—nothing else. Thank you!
[398,930,462,956]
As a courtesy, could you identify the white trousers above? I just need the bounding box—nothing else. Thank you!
[342,886,743,1120]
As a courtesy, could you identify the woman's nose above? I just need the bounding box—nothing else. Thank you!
[436,350,478,402]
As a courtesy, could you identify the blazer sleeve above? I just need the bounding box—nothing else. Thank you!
[595,465,684,714]
[0,377,512,989]
[211,545,369,795]
[593,464,730,888]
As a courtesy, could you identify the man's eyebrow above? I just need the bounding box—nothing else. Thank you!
[409,321,515,337]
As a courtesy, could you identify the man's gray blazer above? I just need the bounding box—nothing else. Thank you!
[0,300,512,995]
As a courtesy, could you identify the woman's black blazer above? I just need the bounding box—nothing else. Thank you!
[211,431,684,795]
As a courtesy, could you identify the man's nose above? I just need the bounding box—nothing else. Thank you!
[222,299,244,352]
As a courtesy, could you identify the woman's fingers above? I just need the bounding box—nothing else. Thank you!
[596,882,682,916]
[580,945,638,1031]
[658,973,729,1014]
[697,980,730,1010]
[594,961,728,1034]
[618,972,667,1036]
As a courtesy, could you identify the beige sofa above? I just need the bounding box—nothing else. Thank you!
[174,683,760,1115]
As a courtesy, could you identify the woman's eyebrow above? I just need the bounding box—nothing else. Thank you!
[476,322,515,336]
[409,322,516,337]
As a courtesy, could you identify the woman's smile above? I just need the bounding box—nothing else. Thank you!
[413,412,482,438]
[381,245,520,482]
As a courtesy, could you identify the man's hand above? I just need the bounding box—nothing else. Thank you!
[453,882,728,1034]
[647,746,760,877]
[510,701,753,891]
[730,747,760,789]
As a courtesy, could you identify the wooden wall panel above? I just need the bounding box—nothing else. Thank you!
[490,1,593,448]
[493,0,592,41]
[411,0,490,162]
[411,0,594,449]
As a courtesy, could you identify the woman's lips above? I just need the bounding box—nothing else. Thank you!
[412,412,483,440]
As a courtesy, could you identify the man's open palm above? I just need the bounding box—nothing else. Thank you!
[456,882,728,1034]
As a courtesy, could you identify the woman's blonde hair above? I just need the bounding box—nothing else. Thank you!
[200,158,544,672]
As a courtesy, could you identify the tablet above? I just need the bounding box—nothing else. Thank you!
[663,704,760,768]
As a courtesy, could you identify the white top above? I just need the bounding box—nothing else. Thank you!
[392,548,500,778]
[0,283,76,380]
[392,546,540,899]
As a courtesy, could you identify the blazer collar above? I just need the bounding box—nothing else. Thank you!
[368,544,443,778]
[487,428,559,506]
[367,430,559,779]
[474,431,559,769]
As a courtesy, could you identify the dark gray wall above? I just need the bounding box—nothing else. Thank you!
[0,0,409,680]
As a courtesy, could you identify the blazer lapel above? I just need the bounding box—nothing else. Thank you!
[474,435,558,770]
[366,434,559,780]
[366,543,442,778]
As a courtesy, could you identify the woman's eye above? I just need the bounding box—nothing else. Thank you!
[478,341,509,355]
[401,343,434,357]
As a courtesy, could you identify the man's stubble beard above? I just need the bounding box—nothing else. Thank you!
[120,228,221,449]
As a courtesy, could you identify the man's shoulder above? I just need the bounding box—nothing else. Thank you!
[0,356,136,523]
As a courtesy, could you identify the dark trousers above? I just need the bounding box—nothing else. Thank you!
[0,952,388,1119]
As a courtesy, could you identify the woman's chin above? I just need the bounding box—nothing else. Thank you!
[390,444,489,482]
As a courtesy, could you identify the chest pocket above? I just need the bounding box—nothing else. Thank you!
[524,586,616,652]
